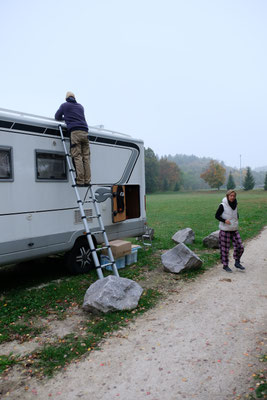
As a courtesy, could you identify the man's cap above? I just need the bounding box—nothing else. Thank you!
[66,91,75,99]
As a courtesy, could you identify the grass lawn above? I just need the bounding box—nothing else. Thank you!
[0,190,266,379]
[145,190,267,267]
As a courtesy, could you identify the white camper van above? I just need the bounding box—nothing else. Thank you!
[0,108,146,274]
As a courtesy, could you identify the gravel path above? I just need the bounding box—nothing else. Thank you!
[5,228,267,400]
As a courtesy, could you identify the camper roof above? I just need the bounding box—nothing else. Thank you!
[0,107,136,141]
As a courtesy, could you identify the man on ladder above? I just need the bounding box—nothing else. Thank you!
[56,92,119,279]
[55,91,91,187]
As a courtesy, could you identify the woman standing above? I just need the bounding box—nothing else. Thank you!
[215,190,245,273]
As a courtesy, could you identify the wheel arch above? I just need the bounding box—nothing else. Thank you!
[65,234,98,275]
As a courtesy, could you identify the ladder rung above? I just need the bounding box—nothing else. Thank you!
[95,246,109,252]
[101,262,114,268]
[92,230,105,235]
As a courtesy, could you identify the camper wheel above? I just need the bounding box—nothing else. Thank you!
[65,237,97,275]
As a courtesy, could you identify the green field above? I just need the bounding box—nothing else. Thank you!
[146,190,267,246]
[0,190,266,378]
[145,190,267,267]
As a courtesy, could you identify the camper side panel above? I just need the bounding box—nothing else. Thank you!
[0,128,146,266]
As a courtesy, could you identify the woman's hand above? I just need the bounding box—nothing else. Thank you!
[225,220,231,225]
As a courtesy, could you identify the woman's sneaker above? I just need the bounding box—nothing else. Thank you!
[235,261,245,270]
[223,266,233,273]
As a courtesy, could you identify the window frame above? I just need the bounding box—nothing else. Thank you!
[35,149,68,182]
[0,146,14,182]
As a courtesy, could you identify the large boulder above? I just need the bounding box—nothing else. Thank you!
[82,275,143,314]
[161,243,202,274]
[203,230,220,249]
[172,228,195,245]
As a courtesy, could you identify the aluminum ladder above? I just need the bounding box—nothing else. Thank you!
[58,125,119,279]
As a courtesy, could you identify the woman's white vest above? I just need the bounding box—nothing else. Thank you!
[219,197,239,231]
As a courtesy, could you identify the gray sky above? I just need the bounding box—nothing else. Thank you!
[1,0,266,169]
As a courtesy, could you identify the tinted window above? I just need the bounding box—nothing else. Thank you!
[36,152,67,180]
[0,148,12,180]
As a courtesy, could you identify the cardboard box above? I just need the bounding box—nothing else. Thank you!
[102,240,131,259]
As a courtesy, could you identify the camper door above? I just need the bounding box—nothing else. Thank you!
[112,185,126,223]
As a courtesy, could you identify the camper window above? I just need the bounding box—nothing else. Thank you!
[0,147,13,180]
[36,151,67,181]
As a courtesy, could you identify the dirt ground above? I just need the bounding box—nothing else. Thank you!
[1,228,267,400]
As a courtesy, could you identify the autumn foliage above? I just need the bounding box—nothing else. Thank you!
[158,157,181,191]
[200,160,226,190]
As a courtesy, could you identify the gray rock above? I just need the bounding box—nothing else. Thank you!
[82,275,143,314]
[203,230,220,249]
[172,228,195,244]
[161,243,202,274]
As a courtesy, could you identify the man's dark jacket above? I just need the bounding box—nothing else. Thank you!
[55,97,88,133]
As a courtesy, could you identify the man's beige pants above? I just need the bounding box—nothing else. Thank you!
[70,130,91,185]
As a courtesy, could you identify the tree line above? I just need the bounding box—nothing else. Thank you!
[200,162,257,191]
[145,148,181,193]
[145,148,267,193]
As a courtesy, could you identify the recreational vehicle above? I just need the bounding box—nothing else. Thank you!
[0,108,146,274]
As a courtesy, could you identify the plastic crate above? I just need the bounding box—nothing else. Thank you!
[115,256,126,270]
[125,245,141,266]
[100,255,111,270]
[100,255,126,271]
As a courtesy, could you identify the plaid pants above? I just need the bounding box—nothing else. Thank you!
[219,230,244,267]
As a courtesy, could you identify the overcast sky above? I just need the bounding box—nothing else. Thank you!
[1,0,266,169]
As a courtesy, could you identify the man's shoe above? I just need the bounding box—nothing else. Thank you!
[235,261,245,270]
[223,266,233,273]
